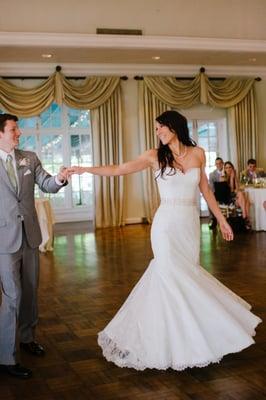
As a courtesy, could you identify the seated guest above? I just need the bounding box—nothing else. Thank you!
[208,157,224,229]
[240,159,264,184]
[209,157,225,192]
[223,161,251,229]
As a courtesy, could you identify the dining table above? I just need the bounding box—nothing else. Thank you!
[244,187,266,231]
[35,198,55,252]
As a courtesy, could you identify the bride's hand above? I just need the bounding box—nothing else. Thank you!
[219,220,234,241]
[68,166,88,175]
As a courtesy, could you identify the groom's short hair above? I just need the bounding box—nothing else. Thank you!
[0,114,18,132]
[247,158,256,166]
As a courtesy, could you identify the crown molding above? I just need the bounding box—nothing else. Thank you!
[1,31,266,52]
[0,62,266,79]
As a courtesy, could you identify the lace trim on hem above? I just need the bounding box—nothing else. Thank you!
[97,329,259,371]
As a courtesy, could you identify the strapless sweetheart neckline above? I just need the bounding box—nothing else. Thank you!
[154,166,200,175]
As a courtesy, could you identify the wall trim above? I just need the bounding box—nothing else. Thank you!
[1,62,266,79]
[124,217,144,225]
[1,32,266,52]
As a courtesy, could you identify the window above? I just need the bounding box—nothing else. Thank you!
[17,103,93,222]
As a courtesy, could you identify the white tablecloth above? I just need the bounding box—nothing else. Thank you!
[35,198,55,252]
[245,187,266,231]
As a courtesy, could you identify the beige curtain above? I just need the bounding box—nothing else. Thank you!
[138,81,169,222]
[0,71,123,228]
[228,87,257,172]
[140,72,258,220]
[91,85,124,227]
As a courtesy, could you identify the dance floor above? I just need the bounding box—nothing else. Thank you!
[1,221,265,400]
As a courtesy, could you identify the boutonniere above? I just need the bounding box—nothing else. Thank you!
[18,157,30,168]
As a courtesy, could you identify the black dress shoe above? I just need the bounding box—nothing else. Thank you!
[20,341,45,356]
[0,363,32,379]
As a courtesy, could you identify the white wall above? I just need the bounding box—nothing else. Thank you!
[1,0,266,40]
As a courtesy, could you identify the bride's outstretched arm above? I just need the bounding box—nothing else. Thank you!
[69,149,157,176]
[198,150,234,241]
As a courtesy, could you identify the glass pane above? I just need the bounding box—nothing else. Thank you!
[208,123,217,136]
[40,103,62,128]
[18,136,39,198]
[197,121,218,216]
[198,137,209,151]
[19,136,36,151]
[40,134,65,207]
[198,126,208,137]
[208,136,217,152]
[43,190,65,207]
[200,194,208,212]
[70,134,93,207]
[68,109,90,128]
[18,117,38,129]
[187,121,193,139]
[40,135,63,174]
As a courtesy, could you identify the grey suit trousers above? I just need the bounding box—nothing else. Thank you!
[0,224,39,365]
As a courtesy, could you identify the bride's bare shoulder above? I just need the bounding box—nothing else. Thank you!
[141,148,157,160]
[190,146,205,160]
[141,148,158,169]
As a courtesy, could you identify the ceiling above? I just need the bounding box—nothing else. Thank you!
[1,33,266,78]
[1,47,266,66]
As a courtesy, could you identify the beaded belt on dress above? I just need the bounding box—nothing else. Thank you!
[160,198,197,206]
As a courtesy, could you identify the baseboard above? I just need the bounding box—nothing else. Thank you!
[124,217,145,225]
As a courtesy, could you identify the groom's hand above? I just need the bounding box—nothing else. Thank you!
[57,166,72,183]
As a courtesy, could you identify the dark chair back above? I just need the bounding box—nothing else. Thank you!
[214,182,231,204]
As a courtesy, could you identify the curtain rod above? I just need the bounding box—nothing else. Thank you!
[1,65,262,82]
[133,76,262,81]
[1,75,129,80]
[1,75,261,81]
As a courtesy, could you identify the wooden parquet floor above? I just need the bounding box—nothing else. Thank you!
[0,222,265,400]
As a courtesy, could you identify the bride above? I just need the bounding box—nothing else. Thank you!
[70,110,261,371]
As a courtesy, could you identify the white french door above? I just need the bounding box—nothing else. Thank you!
[188,118,227,216]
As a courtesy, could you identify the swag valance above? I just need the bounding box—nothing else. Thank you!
[0,71,120,117]
[144,72,256,109]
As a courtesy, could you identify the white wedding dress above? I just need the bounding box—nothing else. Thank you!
[98,167,262,370]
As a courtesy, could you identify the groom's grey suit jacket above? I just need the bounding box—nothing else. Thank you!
[0,149,62,254]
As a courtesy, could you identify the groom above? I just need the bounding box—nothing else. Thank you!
[0,113,69,379]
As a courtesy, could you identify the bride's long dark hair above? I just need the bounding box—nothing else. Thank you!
[156,110,197,177]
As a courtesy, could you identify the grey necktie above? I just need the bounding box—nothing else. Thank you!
[6,154,18,193]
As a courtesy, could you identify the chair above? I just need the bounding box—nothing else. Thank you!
[214,182,246,232]
[214,182,231,205]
